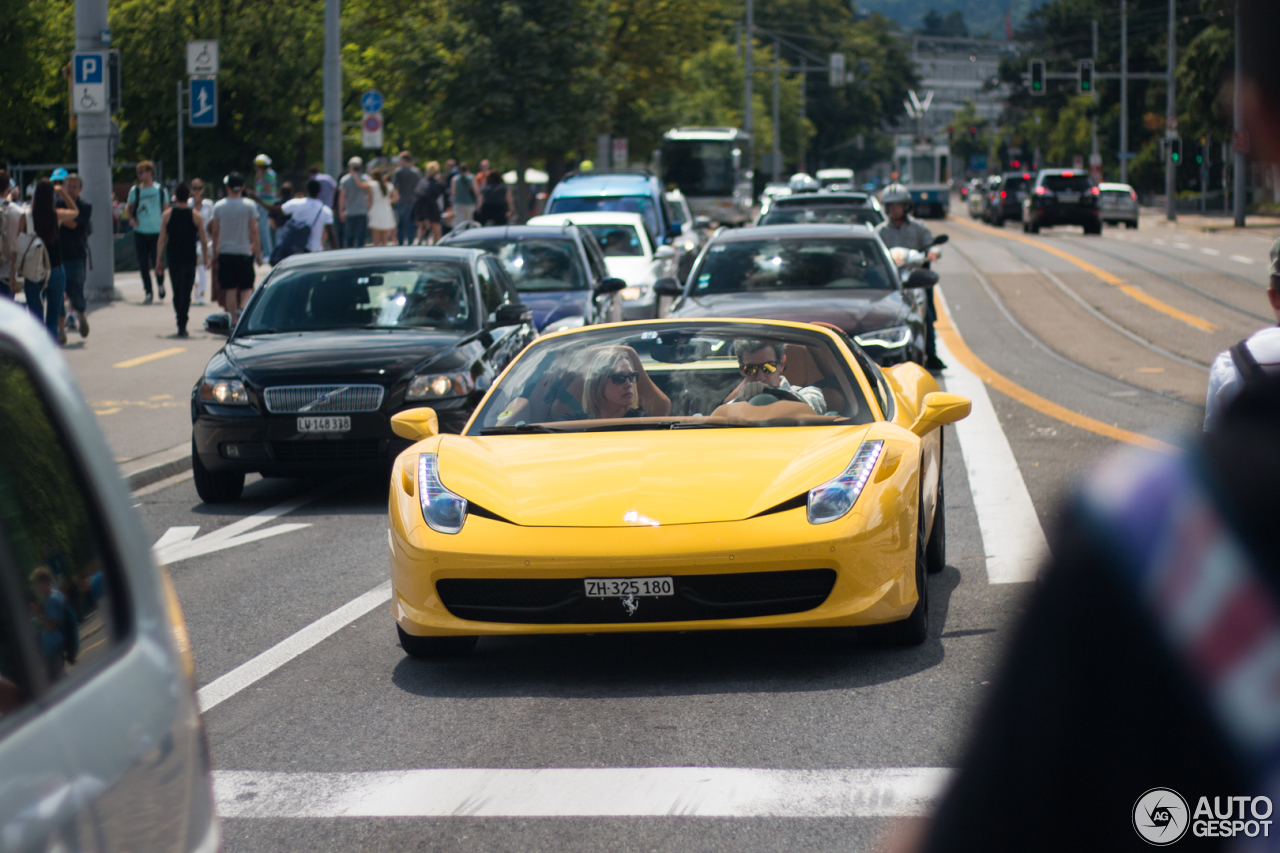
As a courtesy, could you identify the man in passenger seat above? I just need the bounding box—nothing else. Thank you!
[734,339,826,413]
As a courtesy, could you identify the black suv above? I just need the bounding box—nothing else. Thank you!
[984,172,1034,225]
[1021,169,1102,234]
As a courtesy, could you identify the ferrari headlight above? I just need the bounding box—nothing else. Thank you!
[407,371,475,401]
[854,325,911,349]
[620,286,649,301]
[418,453,467,534]
[198,378,249,406]
[807,441,883,525]
[545,315,586,333]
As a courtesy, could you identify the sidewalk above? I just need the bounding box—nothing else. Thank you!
[1139,206,1280,234]
[47,266,267,488]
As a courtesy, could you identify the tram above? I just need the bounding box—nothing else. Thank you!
[660,127,754,225]
[892,134,952,218]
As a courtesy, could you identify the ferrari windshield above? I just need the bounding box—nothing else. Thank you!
[450,237,587,292]
[690,237,896,294]
[468,322,875,434]
[240,261,477,334]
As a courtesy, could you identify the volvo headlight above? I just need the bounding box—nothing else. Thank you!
[854,325,912,349]
[198,378,249,406]
[620,286,650,301]
[807,442,883,525]
[545,315,586,333]
[407,371,475,401]
[418,453,467,534]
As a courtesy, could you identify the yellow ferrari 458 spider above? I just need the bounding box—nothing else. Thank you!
[387,318,970,657]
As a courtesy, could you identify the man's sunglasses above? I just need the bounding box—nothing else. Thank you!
[739,361,780,377]
[609,372,639,386]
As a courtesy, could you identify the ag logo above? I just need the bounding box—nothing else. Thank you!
[1134,788,1190,845]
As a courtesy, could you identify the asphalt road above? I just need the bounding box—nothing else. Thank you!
[111,203,1279,851]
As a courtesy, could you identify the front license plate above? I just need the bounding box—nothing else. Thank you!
[585,577,675,598]
[297,415,351,432]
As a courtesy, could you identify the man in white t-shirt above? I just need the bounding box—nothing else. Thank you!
[0,170,24,297]
[1204,236,1280,431]
[281,179,337,253]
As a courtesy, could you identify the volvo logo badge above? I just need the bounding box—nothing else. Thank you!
[621,594,639,616]
[315,392,331,405]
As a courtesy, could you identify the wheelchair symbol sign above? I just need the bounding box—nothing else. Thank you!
[72,52,107,114]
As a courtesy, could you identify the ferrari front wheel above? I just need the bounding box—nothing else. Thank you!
[866,498,930,646]
[398,626,478,659]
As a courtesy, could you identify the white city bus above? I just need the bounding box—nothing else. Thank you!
[660,127,754,226]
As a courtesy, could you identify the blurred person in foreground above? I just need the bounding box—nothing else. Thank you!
[904,5,1280,850]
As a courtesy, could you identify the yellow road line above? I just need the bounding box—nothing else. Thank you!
[949,216,1218,332]
[935,289,1179,455]
[113,347,187,369]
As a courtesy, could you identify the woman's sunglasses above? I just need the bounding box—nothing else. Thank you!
[609,372,639,386]
[739,361,780,377]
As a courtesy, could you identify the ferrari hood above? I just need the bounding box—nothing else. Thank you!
[434,426,872,527]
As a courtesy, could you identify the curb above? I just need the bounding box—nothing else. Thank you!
[126,454,192,491]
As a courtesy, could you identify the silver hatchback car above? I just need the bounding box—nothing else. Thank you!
[1098,182,1140,229]
[0,300,217,852]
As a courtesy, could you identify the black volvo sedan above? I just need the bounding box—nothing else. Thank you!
[192,247,536,503]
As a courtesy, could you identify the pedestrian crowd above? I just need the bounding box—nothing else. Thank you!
[0,150,517,341]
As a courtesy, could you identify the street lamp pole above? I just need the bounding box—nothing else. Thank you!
[744,0,753,135]
[323,0,342,180]
[1120,0,1129,185]
[1165,0,1177,222]
[1233,0,1246,227]
[75,0,115,304]
[772,42,782,184]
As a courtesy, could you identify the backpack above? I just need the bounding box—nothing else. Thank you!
[58,596,80,664]
[14,230,50,283]
[270,204,325,265]
[1230,337,1280,385]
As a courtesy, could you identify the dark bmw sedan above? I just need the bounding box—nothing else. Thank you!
[192,247,536,502]
[439,224,624,332]
[664,224,936,366]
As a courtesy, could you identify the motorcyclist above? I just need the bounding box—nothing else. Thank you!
[875,183,944,370]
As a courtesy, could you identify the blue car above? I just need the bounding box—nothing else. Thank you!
[544,168,685,249]
[440,224,625,332]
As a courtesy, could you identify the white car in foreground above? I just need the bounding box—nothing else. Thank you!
[529,211,679,319]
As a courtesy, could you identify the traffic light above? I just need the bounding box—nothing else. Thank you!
[1170,137,1182,164]
[969,126,978,139]
[1029,59,1045,95]
[1078,59,1093,94]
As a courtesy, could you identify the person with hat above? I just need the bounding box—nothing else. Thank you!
[339,156,372,248]
[208,172,261,322]
[875,183,944,370]
[249,154,278,259]
[1203,237,1280,431]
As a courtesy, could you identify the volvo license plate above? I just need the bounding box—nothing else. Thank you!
[297,415,351,432]
[584,577,674,597]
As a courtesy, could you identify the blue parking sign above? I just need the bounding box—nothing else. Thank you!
[73,53,104,84]
[189,78,217,127]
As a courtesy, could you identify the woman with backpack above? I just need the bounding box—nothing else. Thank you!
[10,179,78,340]
[478,170,514,226]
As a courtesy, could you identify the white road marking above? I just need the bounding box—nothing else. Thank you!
[934,330,1048,583]
[1174,242,1193,250]
[214,766,952,818]
[197,580,392,713]
[154,490,323,564]
[1232,255,1256,265]
[1153,238,1167,245]
[1200,247,1221,256]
